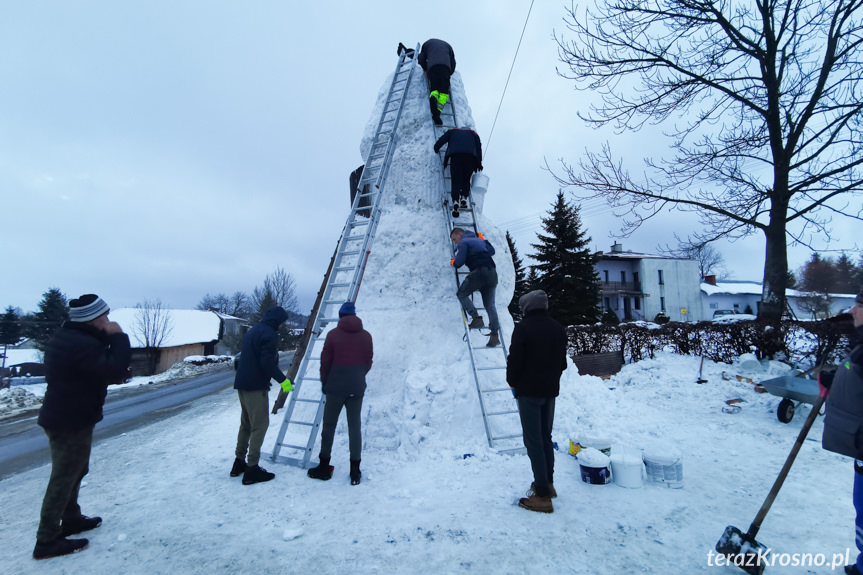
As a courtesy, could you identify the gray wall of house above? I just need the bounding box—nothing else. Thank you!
[639,259,703,322]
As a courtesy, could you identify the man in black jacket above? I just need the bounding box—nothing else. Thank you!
[506,290,568,513]
[418,38,456,125]
[434,127,482,217]
[34,294,131,560]
[231,306,290,485]
[821,291,863,575]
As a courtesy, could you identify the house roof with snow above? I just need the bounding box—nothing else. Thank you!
[701,280,857,299]
[596,243,685,261]
[109,308,221,349]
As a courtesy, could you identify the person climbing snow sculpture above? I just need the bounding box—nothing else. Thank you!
[433,127,483,218]
[418,38,456,126]
[450,227,499,347]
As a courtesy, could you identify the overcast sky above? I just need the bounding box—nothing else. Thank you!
[1,1,857,315]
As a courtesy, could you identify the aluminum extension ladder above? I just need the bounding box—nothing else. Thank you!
[267,45,420,468]
[431,90,524,455]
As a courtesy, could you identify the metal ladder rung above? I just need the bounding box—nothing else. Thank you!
[295,397,322,404]
[487,409,519,417]
[349,220,370,228]
[494,434,525,442]
[482,387,514,393]
[285,420,314,428]
[330,283,350,288]
[339,250,361,257]
[333,265,357,272]
[476,366,506,371]
[276,442,309,451]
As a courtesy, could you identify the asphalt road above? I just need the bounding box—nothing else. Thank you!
[0,353,293,480]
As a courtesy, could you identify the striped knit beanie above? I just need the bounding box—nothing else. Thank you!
[68,294,110,322]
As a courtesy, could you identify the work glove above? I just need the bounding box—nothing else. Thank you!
[818,370,835,399]
[450,258,455,266]
[280,378,294,393]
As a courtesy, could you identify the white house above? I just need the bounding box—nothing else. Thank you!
[596,243,703,322]
[700,277,857,320]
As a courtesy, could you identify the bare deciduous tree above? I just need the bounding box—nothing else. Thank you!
[552,0,863,322]
[252,267,298,319]
[197,291,252,319]
[134,299,174,375]
[664,241,727,280]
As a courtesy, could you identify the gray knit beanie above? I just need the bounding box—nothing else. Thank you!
[68,294,110,322]
[519,290,548,315]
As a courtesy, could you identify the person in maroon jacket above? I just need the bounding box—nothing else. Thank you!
[307,302,373,485]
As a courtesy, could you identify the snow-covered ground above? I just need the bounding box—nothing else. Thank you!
[0,56,855,575]
[0,352,854,574]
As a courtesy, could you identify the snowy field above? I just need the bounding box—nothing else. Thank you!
[0,56,855,575]
[0,352,855,574]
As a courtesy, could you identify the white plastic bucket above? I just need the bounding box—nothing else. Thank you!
[470,172,489,214]
[577,448,612,485]
[610,451,644,488]
[642,445,683,489]
[581,437,612,457]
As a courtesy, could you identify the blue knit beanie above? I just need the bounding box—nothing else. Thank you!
[339,302,356,317]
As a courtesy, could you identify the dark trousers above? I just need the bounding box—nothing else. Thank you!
[320,394,363,461]
[854,461,863,570]
[235,389,269,467]
[37,426,94,542]
[448,154,477,203]
[427,65,451,95]
[456,266,499,333]
[517,397,556,497]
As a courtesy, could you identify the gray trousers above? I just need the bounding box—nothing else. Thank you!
[517,396,556,497]
[37,426,93,543]
[235,389,269,466]
[456,266,499,333]
[319,394,363,461]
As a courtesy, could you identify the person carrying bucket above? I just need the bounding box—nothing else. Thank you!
[506,290,568,513]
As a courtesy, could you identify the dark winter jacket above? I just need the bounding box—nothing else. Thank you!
[418,38,455,73]
[320,315,373,397]
[234,307,288,391]
[506,309,568,398]
[39,322,132,430]
[433,128,482,168]
[822,325,863,459]
[452,230,495,271]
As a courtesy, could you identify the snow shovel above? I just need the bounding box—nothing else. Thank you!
[715,391,826,575]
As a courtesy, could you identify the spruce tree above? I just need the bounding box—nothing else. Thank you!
[29,288,69,351]
[834,253,857,294]
[506,231,528,321]
[530,192,601,326]
[0,306,22,370]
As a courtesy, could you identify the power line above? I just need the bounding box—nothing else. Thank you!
[484,0,535,158]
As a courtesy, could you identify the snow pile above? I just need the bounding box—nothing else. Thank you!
[0,386,42,417]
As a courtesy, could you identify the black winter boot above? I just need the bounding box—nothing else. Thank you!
[242,464,275,485]
[60,515,102,536]
[350,459,362,486]
[33,537,89,560]
[230,458,246,477]
[307,456,334,481]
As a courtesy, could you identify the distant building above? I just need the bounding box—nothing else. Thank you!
[701,277,857,320]
[596,243,703,322]
[110,308,239,375]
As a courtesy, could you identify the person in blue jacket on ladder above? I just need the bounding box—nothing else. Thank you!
[450,227,500,347]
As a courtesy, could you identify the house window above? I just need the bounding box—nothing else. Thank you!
[603,270,609,282]
[620,271,626,283]
[658,270,664,285]
[605,297,611,310]
[660,297,666,311]
[634,298,641,310]
[710,303,718,309]
[633,272,639,285]
[733,303,740,311]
